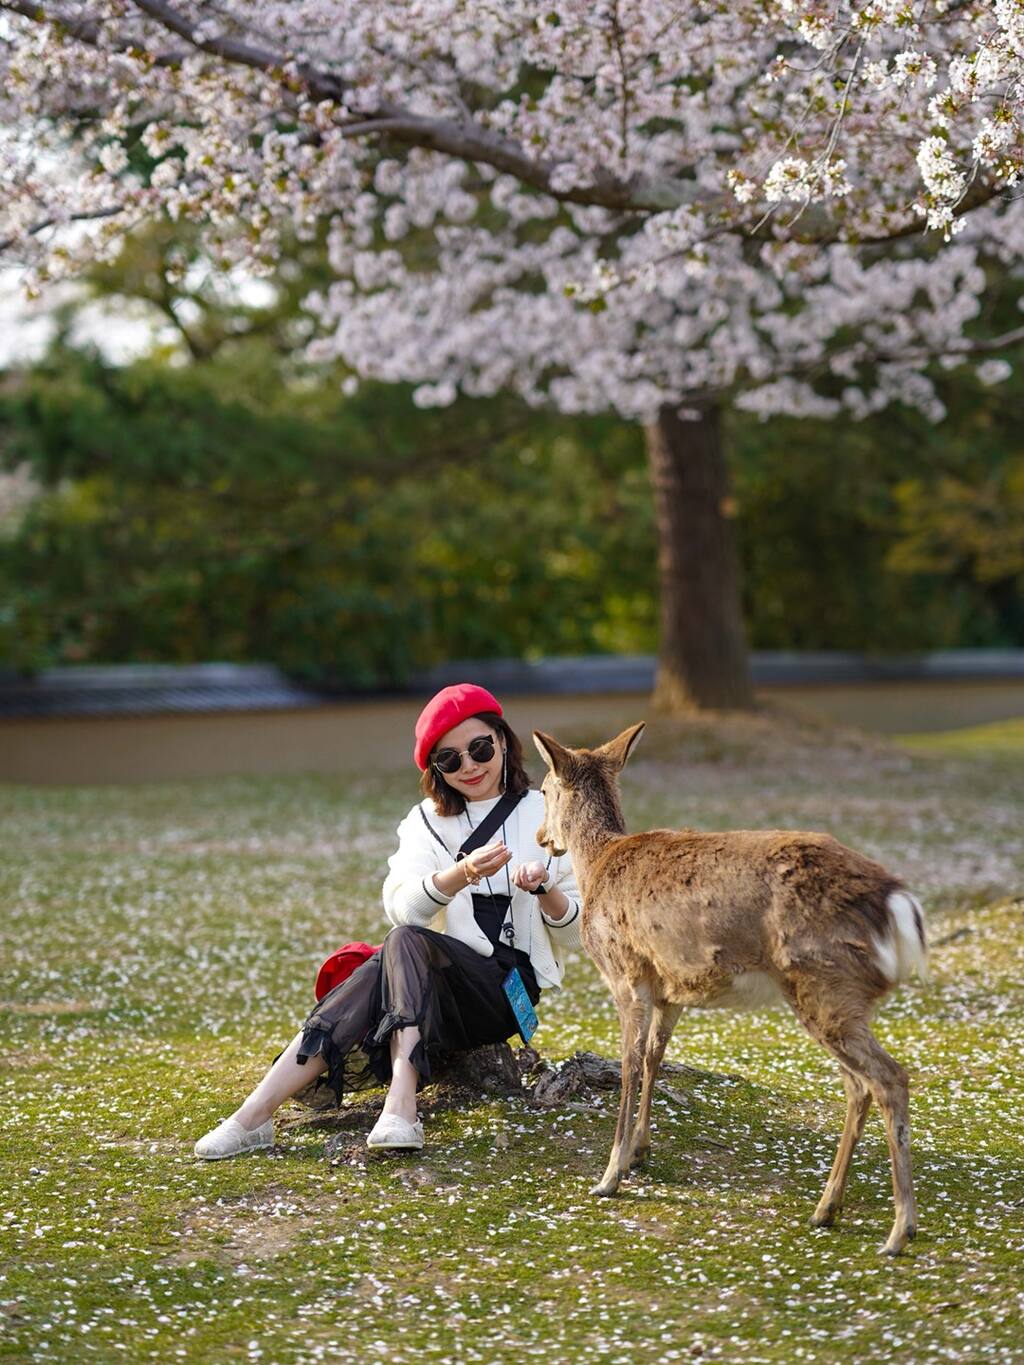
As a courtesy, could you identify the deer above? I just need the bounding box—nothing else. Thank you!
[533,723,929,1257]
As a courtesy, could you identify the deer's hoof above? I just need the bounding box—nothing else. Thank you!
[629,1147,650,1170]
[880,1224,916,1257]
[590,1179,620,1198]
[809,1203,839,1229]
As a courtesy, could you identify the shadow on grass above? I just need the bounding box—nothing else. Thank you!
[254,1062,1019,1260]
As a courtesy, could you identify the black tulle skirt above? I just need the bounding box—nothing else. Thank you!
[295,920,540,1105]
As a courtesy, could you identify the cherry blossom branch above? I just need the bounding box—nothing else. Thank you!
[1,0,104,45]
[0,203,126,255]
[2,0,1022,431]
[679,325,1024,409]
[127,0,324,88]
[0,0,715,216]
[608,0,631,169]
[0,0,189,64]
[126,0,696,213]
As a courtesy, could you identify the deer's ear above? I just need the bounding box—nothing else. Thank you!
[533,730,574,776]
[598,722,646,772]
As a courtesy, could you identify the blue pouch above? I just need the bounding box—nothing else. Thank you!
[502,967,538,1044]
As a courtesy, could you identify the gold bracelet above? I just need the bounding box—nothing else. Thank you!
[462,859,482,887]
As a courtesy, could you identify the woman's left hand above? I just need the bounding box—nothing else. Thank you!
[512,861,548,893]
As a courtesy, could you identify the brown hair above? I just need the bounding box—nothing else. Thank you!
[419,712,532,816]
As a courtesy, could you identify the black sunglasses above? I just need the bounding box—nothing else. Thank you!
[432,735,497,774]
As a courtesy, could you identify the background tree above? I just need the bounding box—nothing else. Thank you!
[5,305,1021,679]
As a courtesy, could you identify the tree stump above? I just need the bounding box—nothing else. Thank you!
[290,1040,539,1112]
[431,1041,541,1095]
[289,1042,728,1122]
[528,1050,723,1107]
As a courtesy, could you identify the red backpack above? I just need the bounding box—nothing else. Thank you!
[314,942,381,1000]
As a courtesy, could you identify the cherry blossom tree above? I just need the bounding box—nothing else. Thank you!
[3,1,1024,708]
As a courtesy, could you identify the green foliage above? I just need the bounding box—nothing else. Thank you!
[0,343,656,679]
[886,386,1024,644]
[2,325,1023,676]
[728,372,1024,651]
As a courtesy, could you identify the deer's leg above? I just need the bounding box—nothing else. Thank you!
[810,1067,872,1228]
[798,1011,917,1256]
[592,988,653,1197]
[861,1041,917,1257]
[629,1002,684,1169]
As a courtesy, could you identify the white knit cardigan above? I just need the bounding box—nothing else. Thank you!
[382,788,582,991]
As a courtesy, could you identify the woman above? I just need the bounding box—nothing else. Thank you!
[194,682,581,1156]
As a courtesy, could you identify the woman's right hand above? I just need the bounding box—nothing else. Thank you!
[431,841,511,898]
[462,840,512,880]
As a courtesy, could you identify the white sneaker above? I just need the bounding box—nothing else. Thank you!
[366,1113,424,1150]
[194,1116,274,1160]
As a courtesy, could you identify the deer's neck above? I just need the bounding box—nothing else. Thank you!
[563,787,626,893]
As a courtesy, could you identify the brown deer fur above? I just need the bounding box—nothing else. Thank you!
[533,723,928,1256]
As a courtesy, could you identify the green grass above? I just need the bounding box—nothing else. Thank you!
[897,716,1024,756]
[2,714,1023,1363]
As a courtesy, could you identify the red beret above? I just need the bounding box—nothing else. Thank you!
[413,683,503,770]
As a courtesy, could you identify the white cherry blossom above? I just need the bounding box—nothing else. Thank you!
[0,1,1021,425]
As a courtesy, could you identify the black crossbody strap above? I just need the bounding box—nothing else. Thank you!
[418,791,526,859]
[458,791,525,858]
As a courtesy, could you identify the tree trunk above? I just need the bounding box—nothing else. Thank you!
[644,402,755,712]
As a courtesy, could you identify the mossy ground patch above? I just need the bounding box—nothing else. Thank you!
[2,714,1022,1362]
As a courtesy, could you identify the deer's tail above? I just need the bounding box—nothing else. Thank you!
[875,890,929,985]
